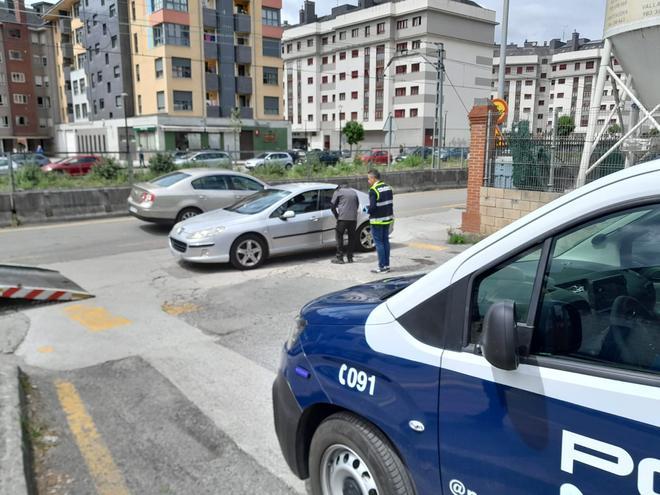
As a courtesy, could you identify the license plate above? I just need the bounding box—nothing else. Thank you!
[129,206,138,214]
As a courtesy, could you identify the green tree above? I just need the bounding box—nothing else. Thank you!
[556,115,575,137]
[342,121,364,153]
[608,123,622,134]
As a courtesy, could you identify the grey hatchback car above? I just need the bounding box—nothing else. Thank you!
[128,169,267,224]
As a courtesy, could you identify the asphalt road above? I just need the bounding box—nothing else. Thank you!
[2,188,466,495]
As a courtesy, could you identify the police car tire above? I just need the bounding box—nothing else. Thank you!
[308,412,415,495]
[230,234,267,270]
[357,223,376,252]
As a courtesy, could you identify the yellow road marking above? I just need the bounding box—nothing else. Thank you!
[63,305,131,332]
[37,346,54,353]
[161,302,199,316]
[407,242,448,252]
[55,381,129,495]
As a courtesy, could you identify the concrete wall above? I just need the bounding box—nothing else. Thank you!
[0,168,466,227]
[479,186,562,235]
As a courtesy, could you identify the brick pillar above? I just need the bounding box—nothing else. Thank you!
[461,104,494,233]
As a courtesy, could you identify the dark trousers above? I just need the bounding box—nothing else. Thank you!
[335,220,356,259]
[371,224,391,269]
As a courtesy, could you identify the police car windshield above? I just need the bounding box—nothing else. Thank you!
[225,189,289,214]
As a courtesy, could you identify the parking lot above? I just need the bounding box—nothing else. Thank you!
[1,188,465,494]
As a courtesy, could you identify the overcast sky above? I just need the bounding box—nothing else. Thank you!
[282,0,606,44]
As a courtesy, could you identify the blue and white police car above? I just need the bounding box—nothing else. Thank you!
[273,160,660,495]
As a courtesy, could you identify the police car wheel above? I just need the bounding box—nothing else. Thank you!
[308,412,415,495]
[230,234,266,270]
[357,223,375,252]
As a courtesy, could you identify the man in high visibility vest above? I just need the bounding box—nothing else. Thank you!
[366,169,394,273]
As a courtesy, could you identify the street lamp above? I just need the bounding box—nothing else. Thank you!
[338,104,343,154]
[120,92,132,183]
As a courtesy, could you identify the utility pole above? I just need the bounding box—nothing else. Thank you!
[431,43,445,169]
[387,112,393,167]
[497,0,510,98]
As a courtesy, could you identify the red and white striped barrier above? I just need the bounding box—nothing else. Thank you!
[0,286,88,301]
[0,265,92,303]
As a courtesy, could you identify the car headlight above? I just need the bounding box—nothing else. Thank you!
[188,226,225,241]
[286,316,307,350]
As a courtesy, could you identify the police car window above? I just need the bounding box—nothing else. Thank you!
[230,176,263,191]
[320,189,334,210]
[273,191,320,216]
[532,205,660,375]
[191,175,228,190]
[470,246,542,344]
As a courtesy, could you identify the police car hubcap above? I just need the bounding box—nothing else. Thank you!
[360,227,374,249]
[237,240,262,266]
[320,445,378,495]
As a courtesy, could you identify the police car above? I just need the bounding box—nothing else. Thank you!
[273,161,660,495]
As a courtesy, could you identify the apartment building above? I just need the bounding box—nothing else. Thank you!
[282,0,495,151]
[0,0,60,153]
[46,0,288,157]
[492,32,629,134]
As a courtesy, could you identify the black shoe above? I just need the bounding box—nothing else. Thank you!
[331,258,345,264]
[347,257,354,263]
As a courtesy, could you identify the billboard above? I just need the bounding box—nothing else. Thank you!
[605,0,660,37]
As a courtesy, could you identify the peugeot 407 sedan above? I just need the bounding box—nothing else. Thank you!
[168,183,375,269]
[128,169,267,224]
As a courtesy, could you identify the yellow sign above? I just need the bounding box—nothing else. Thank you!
[491,98,508,125]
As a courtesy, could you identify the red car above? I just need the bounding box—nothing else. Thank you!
[360,149,391,165]
[42,155,101,176]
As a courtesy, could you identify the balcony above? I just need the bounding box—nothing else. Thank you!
[239,107,253,119]
[234,13,251,33]
[59,18,71,34]
[236,76,252,95]
[235,45,251,65]
[205,72,219,91]
[206,105,221,118]
[204,40,217,59]
[202,7,216,27]
[61,42,73,59]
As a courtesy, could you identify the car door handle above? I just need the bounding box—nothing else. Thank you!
[311,217,319,222]
[234,195,242,199]
[198,195,206,199]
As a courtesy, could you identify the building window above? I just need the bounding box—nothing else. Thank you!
[16,116,27,126]
[8,28,20,38]
[296,41,301,51]
[72,80,78,94]
[559,64,566,70]
[110,35,117,49]
[394,109,405,118]
[99,98,104,109]
[307,77,313,84]
[364,25,370,37]
[410,108,418,117]
[558,78,565,84]
[539,100,544,106]
[395,65,407,74]
[574,62,581,70]
[157,91,165,111]
[13,94,28,104]
[539,86,546,92]
[351,28,359,37]
[339,93,346,101]
[396,19,407,29]
[322,114,328,122]
[351,91,358,100]
[524,94,532,100]
[339,51,346,60]
[586,61,595,69]
[152,0,188,11]
[396,42,407,53]
[263,38,280,57]
[109,4,115,16]
[351,49,359,58]
[412,16,421,26]
[322,56,328,64]
[552,64,557,71]
[339,72,346,80]
[264,96,279,115]
[307,39,313,47]
[9,50,22,60]
[557,92,564,98]
[525,66,534,72]
[115,95,122,107]
[306,57,313,66]
[111,65,119,78]
[263,66,278,85]
[395,87,406,97]
[172,57,191,78]
[305,95,312,104]
[411,63,420,72]
[262,7,280,26]
[351,70,358,79]
[377,22,385,34]
[135,64,140,81]
[505,67,511,74]
[516,67,523,74]
[137,95,142,114]
[10,72,25,83]
[155,58,164,78]
[106,81,111,93]
[321,75,328,84]
[412,40,421,49]
[410,85,419,95]
[153,23,190,46]
[133,33,139,52]
[173,90,193,111]
[540,72,547,78]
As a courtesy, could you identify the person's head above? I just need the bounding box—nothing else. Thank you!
[367,169,380,186]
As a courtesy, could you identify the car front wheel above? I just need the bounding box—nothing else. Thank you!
[308,412,415,495]
[230,234,266,270]
[357,222,375,252]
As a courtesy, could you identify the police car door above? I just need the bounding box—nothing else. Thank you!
[438,205,660,495]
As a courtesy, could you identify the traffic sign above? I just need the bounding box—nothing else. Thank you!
[492,98,508,125]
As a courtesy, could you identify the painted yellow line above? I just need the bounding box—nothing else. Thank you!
[63,305,131,332]
[162,302,199,316]
[55,381,130,495]
[37,346,54,354]
[407,242,448,252]
[0,216,132,234]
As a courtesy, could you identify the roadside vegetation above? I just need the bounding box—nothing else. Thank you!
[0,153,466,192]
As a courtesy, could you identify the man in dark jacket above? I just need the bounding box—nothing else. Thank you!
[330,184,359,264]
[367,169,394,273]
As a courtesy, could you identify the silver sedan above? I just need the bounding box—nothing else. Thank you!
[127,169,267,224]
[168,183,376,269]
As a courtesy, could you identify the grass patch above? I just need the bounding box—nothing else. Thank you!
[447,228,483,245]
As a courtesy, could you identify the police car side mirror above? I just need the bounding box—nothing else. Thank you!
[481,301,519,371]
[280,210,295,220]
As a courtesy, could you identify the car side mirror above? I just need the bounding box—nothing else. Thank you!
[481,301,519,370]
[280,210,295,220]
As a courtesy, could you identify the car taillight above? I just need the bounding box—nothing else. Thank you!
[140,192,155,203]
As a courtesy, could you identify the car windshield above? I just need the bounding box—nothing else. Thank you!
[255,153,268,159]
[150,171,191,187]
[225,189,289,215]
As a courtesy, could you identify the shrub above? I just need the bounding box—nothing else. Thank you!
[15,164,45,189]
[256,163,287,178]
[149,153,176,174]
[91,157,122,181]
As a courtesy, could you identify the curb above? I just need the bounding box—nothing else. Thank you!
[0,358,29,495]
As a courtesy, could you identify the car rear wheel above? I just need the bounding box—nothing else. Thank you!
[308,412,415,495]
[285,162,293,170]
[357,223,375,252]
[230,234,266,270]
[176,207,202,223]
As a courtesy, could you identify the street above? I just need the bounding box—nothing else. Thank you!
[1,189,466,495]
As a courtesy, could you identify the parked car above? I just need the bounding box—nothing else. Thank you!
[170,150,189,161]
[245,152,294,170]
[128,169,267,224]
[396,146,433,162]
[340,149,352,159]
[41,155,101,176]
[306,150,340,166]
[360,150,391,165]
[438,147,467,161]
[13,153,51,167]
[168,183,377,269]
[0,156,23,175]
[173,150,232,168]
[287,149,305,163]
[273,159,660,495]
